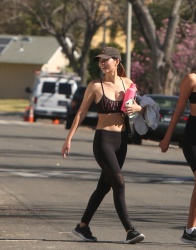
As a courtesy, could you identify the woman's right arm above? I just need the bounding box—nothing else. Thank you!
[61,82,96,158]
[159,74,193,152]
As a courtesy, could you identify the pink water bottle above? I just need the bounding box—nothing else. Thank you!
[121,83,137,113]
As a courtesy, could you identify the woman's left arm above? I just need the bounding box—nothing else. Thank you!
[126,99,144,115]
[123,77,144,115]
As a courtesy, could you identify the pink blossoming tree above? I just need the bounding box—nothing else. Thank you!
[128,0,196,95]
[131,19,196,95]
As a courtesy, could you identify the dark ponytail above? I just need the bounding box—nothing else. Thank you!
[117,63,126,77]
[192,59,196,73]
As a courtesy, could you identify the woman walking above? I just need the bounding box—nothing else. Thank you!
[62,47,145,244]
[159,70,196,245]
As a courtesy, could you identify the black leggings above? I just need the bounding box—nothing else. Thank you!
[183,115,196,173]
[81,129,133,231]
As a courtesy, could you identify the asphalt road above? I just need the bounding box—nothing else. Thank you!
[0,113,195,249]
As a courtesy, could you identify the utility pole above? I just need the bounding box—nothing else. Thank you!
[126,2,132,78]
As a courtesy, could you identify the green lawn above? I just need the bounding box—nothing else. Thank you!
[0,99,29,112]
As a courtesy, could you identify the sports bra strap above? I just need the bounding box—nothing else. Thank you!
[120,77,126,92]
[100,78,105,95]
[100,77,126,93]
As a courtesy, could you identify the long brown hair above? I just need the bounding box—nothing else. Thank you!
[117,63,126,77]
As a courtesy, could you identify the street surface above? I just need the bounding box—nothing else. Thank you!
[0,113,195,249]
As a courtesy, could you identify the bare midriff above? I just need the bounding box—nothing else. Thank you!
[96,113,126,132]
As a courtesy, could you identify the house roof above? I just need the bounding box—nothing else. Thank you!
[0,35,62,64]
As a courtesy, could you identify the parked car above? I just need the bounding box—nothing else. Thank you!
[65,86,98,129]
[131,94,190,147]
[26,72,78,121]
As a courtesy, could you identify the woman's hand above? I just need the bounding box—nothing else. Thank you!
[61,139,71,158]
[125,99,142,116]
[159,138,170,153]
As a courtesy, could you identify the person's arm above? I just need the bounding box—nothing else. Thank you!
[61,82,96,158]
[159,74,193,152]
[125,99,144,114]
[123,77,145,115]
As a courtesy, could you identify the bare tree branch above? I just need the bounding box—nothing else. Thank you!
[163,0,183,63]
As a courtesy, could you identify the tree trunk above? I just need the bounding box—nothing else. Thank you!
[151,49,164,93]
[163,66,176,95]
[79,56,88,86]
[129,0,183,94]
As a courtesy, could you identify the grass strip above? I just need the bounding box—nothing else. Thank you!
[0,99,29,112]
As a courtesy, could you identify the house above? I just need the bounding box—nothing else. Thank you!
[0,35,69,99]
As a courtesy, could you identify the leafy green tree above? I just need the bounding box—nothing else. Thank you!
[0,0,43,35]
[16,0,115,85]
[1,0,195,93]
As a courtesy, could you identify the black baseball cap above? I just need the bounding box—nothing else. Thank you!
[94,47,121,61]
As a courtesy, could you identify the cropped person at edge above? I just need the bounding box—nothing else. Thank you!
[62,47,145,244]
[159,65,196,246]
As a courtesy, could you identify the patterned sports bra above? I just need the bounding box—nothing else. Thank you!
[189,92,196,104]
[96,78,125,114]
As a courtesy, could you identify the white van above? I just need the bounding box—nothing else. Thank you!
[26,72,78,121]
